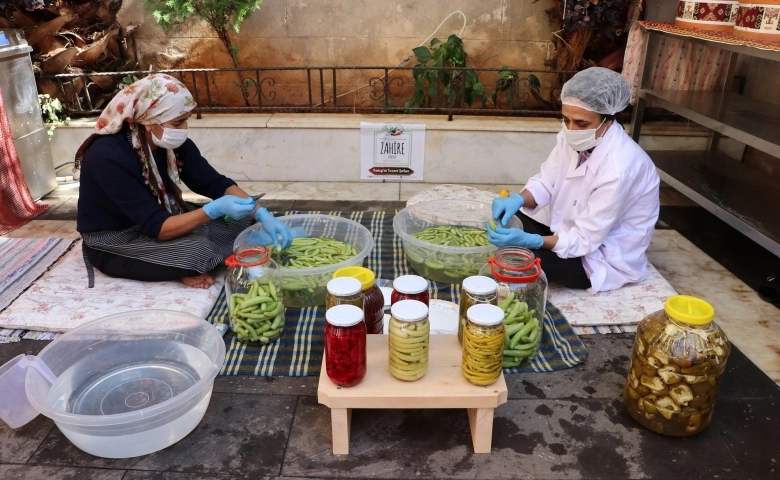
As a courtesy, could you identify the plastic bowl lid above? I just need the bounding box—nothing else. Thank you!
[391,300,429,322]
[326,305,365,327]
[334,266,375,290]
[462,276,498,295]
[467,304,505,326]
[393,275,429,294]
[327,277,362,296]
[665,295,714,325]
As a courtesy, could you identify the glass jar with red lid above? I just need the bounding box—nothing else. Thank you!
[325,304,367,387]
[391,275,430,306]
[333,266,384,334]
[225,245,284,344]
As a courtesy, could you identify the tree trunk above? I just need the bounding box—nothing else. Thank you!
[215,26,251,108]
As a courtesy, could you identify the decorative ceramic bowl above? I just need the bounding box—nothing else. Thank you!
[733,1,780,42]
[675,1,739,32]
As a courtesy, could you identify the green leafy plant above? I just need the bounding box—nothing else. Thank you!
[38,94,70,140]
[405,35,487,110]
[142,0,263,106]
[116,74,141,92]
[492,68,542,110]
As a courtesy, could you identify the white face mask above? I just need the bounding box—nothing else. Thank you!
[152,126,188,150]
[562,118,607,152]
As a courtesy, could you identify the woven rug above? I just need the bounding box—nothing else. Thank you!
[0,238,74,312]
[207,210,588,376]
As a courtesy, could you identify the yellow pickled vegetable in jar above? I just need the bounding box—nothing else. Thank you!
[388,300,430,382]
[325,277,364,311]
[462,304,505,386]
[458,276,498,345]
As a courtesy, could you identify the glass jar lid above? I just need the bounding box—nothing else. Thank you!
[326,305,365,327]
[467,304,505,326]
[393,275,429,294]
[462,276,498,295]
[225,245,270,268]
[327,277,362,296]
[334,266,375,290]
[390,300,428,322]
[665,295,714,325]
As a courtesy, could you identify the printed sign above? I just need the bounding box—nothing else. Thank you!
[360,122,425,181]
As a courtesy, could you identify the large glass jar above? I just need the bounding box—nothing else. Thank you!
[324,304,367,387]
[334,266,384,334]
[391,275,430,306]
[225,245,285,344]
[457,276,498,345]
[325,277,364,311]
[623,295,730,436]
[388,300,430,381]
[478,247,547,367]
[462,304,505,386]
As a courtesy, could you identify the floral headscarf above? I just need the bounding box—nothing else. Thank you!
[75,73,197,214]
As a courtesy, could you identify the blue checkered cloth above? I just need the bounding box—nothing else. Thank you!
[207,211,588,376]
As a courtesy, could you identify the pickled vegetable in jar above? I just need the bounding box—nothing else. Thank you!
[623,295,730,437]
[225,246,285,344]
[325,305,367,387]
[334,266,384,334]
[388,300,430,382]
[462,304,505,386]
[478,247,547,368]
[458,276,498,345]
[391,275,430,306]
[325,277,364,311]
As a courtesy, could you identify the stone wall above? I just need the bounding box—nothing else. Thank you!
[117,0,558,109]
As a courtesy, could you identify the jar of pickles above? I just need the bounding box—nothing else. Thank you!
[388,300,430,381]
[462,304,505,386]
[325,277,364,311]
[478,247,547,368]
[324,305,367,387]
[334,266,384,334]
[225,245,285,344]
[458,276,498,345]
[623,295,730,436]
[391,275,430,306]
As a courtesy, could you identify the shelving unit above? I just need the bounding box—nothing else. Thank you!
[631,27,780,257]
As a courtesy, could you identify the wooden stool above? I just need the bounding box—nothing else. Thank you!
[317,335,508,454]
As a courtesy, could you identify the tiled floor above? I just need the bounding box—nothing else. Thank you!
[1,182,779,479]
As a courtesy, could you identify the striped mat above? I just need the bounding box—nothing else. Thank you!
[0,238,74,313]
[207,211,588,376]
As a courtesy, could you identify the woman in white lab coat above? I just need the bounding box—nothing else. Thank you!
[490,67,660,293]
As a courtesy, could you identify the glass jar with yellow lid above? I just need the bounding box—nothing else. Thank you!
[333,266,384,334]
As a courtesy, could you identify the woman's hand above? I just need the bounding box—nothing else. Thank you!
[202,195,256,220]
[255,208,293,249]
[487,226,544,249]
[491,193,524,227]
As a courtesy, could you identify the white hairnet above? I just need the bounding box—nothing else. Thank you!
[560,67,631,116]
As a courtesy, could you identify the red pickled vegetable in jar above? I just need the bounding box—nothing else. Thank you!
[391,275,430,306]
[324,305,367,387]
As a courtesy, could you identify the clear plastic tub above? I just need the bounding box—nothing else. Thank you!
[0,310,225,458]
[392,200,522,284]
[234,214,374,308]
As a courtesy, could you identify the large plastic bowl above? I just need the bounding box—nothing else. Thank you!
[393,200,522,284]
[25,310,225,458]
[234,214,374,308]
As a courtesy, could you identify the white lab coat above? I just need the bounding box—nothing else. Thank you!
[522,122,660,293]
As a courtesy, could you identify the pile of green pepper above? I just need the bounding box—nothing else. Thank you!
[229,279,285,344]
[411,226,490,247]
[405,226,493,284]
[499,292,542,368]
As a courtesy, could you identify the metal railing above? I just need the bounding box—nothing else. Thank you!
[37,66,577,119]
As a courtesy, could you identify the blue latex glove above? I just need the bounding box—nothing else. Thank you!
[491,193,524,227]
[247,227,307,248]
[255,207,293,249]
[202,195,255,220]
[487,224,543,249]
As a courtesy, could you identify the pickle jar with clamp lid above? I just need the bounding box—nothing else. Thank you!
[458,276,498,345]
[325,304,367,387]
[478,246,547,367]
[388,300,430,381]
[623,295,731,436]
[334,266,384,334]
[225,245,285,344]
[391,275,430,306]
[462,304,505,386]
[325,277,364,311]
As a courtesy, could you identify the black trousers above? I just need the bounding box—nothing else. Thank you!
[518,212,592,290]
[84,245,202,282]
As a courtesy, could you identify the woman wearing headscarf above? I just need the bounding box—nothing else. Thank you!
[489,67,660,293]
[75,74,291,288]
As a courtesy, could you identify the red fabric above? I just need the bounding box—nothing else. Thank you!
[0,84,48,235]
